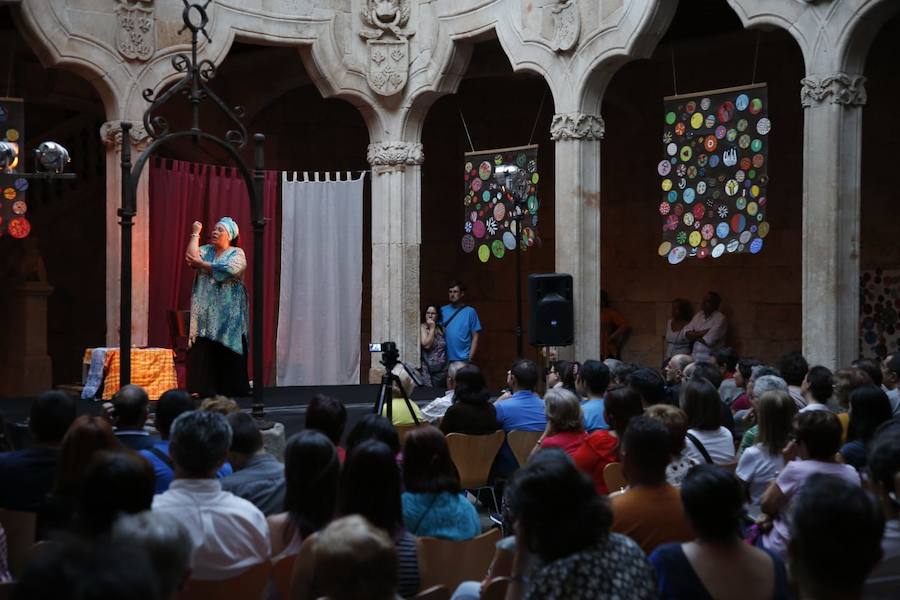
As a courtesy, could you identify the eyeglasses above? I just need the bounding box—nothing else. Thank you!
[425,311,437,315]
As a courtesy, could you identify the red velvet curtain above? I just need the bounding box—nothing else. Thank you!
[149,160,280,386]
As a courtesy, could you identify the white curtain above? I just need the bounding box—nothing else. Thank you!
[277,172,364,385]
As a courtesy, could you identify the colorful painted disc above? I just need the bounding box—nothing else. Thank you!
[758,222,770,238]
[502,231,517,250]
[756,118,771,135]
[12,200,26,214]
[665,112,677,125]
[735,94,749,111]
[461,234,475,253]
[478,161,492,180]
[658,241,672,256]
[716,222,730,239]
[493,203,506,222]
[3,187,15,200]
[668,246,687,265]
[658,160,672,176]
[750,238,764,254]
[491,240,505,258]
[8,216,30,238]
[472,220,486,239]
[711,243,726,258]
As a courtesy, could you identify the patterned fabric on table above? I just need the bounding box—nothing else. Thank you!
[82,347,109,399]
[524,533,657,600]
[100,348,178,400]
[190,244,249,356]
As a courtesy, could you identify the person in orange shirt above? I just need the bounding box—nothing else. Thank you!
[600,290,631,360]
[611,416,694,554]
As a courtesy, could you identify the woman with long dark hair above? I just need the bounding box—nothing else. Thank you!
[439,364,499,435]
[420,304,449,390]
[840,384,893,469]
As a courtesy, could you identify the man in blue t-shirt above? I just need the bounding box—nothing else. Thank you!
[577,359,611,432]
[440,280,482,362]
[493,359,546,476]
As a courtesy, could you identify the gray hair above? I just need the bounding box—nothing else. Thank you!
[169,410,232,476]
[753,374,788,399]
[543,388,584,433]
[111,511,192,598]
[750,365,781,382]
[447,361,467,382]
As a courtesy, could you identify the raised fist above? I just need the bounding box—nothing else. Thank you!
[192,221,202,235]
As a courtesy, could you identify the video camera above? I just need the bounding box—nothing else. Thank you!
[368,341,400,371]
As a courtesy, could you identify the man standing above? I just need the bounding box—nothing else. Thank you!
[684,291,727,363]
[441,280,481,362]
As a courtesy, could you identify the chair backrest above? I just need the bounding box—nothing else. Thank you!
[481,577,511,600]
[603,462,627,493]
[416,528,502,591]
[175,561,271,600]
[413,585,450,600]
[271,553,296,600]
[445,431,505,489]
[0,509,36,578]
[506,430,543,467]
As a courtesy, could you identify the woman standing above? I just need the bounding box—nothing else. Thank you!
[420,304,449,390]
[185,217,250,397]
[664,299,694,363]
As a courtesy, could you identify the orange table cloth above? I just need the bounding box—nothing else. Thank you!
[83,348,177,400]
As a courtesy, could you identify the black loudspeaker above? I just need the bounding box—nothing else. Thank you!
[528,273,574,346]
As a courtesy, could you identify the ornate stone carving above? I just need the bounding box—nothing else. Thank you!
[367,141,425,167]
[550,113,604,141]
[115,0,155,62]
[360,1,415,97]
[551,0,581,52]
[800,73,867,107]
[100,121,152,151]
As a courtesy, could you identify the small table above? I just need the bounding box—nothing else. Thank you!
[83,347,178,400]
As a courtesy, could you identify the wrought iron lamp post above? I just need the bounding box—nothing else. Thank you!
[119,0,269,423]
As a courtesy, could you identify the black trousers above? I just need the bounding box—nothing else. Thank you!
[187,336,250,398]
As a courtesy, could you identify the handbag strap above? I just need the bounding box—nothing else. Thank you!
[442,306,466,329]
[685,432,714,465]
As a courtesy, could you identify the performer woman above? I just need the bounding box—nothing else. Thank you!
[184,217,250,397]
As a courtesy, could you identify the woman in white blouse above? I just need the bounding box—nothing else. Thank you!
[680,377,736,465]
[664,298,694,362]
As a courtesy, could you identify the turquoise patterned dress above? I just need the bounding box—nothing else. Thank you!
[189,244,249,356]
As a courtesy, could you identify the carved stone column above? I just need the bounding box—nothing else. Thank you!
[367,140,425,370]
[551,112,604,361]
[799,74,867,368]
[100,121,152,347]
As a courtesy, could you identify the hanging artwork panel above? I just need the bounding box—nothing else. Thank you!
[0,97,28,239]
[461,144,540,263]
[860,269,900,359]
[657,84,770,264]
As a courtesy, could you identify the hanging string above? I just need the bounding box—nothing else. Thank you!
[528,88,549,145]
[458,106,475,153]
[751,30,761,85]
[670,47,679,96]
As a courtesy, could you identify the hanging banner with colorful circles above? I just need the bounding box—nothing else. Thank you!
[657,84,770,264]
[462,144,540,263]
[860,269,900,359]
[0,97,28,239]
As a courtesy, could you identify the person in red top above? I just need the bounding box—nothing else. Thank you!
[533,389,587,459]
[571,386,644,495]
[600,290,631,360]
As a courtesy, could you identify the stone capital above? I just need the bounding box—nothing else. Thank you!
[550,112,604,141]
[366,141,424,167]
[800,73,867,108]
[100,121,153,151]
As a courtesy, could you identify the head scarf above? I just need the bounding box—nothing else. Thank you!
[216,217,239,242]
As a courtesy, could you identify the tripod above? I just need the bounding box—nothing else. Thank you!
[372,344,420,425]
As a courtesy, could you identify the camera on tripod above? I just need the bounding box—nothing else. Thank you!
[368,341,400,371]
[370,341,418,424]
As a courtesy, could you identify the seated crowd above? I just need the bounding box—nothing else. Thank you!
[0,345,899,600]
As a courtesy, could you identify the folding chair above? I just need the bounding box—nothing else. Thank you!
[445,431,505,513]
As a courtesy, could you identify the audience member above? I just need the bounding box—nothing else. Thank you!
[401,426,479,540]
[760,411,861,559]
[608,361,638,390]
[644,404,698,486]
[650,465,789,600]
[732,363,777,413]
[576,359,611,432]
[546,359,569,391]
[572,387,643,495]
[12,539,161,600]
[504,449,656,600]
[775,352,809,410]
[864,428,900,598]
[690,361,723,391]
[737,372,789,456]
[421,361,466,424]
[77,450,155,537]
[840,384,893,469]
[494,359,546,474]
[268,430,339,558]
[854,358,884,388]
[881,353,900,415]
[611,416,694,554]
[304,393,347,461]
[663,298,694,362]
[220,412,285,515]
[110,384,158,451]
[199,395,241,415]
[44,415,120,533]
[800,365,834,412]
[111,511,193,600]
[420,303,449,390]
[312,515,399,600]
[736,390,797,516]
[833,367,874,441]
[680,378,735,465]
[152,410,270,581]
[729,357,762,409]
[0,390,76,514]
[789,474,884,600]
[627,368,667,408]
[713,347,740,403]
[683,291,727,363]
[140,389,231,493]
[336,440,419,597]
[345,414,401,458]
[559,360,581,396]
[664,353,693,406]
[380,363,425,427]
[439,364,499,435]
[534,388,587,457]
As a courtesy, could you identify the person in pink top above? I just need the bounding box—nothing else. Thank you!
[533,389,587,458]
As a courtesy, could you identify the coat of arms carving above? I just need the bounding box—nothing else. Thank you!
[115,0,155,62]
[551,0,581,52]
[360,0,415,97]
